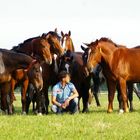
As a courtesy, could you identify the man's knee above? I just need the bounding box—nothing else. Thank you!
[51,105,57,113]
[73,97,79,105]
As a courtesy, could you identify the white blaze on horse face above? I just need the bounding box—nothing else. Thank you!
[40,66,42,72]
[87,48,91,63]
[65,63,70,73]
[53,54,58,73]
[53,54,57,60]
[62,38,66,49]
[0,53,5,74]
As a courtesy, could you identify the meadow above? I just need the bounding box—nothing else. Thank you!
[0,92,140,140]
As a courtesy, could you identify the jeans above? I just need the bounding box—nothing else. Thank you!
[51,98,79,114]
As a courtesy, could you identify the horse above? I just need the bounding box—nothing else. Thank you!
[10,62,43,114]
[0,49,38,114]
[26,84,46,115]
[82,40,140,112]
[81,46,105,107]
[11,30,64,114]
[61,31,75,52]
[85,37,140,113]
[12,31,64,64]
[58,50,92,112]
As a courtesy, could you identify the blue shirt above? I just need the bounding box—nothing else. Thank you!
[52,82,76,103]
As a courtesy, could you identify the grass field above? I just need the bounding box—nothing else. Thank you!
[0,92,140,140]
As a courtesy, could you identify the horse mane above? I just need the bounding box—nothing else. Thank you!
[22,36,39,44]
[46,31,61,40]
[99,37,118,47]
[11,36,40,51]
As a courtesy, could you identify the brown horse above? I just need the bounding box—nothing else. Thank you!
[10,62,43,114]
[61,31,75,52]
[0,49,38,113]
[58,50,92,112]
[85,38,140,113]
[10,31,64,114]
[12,31,64,64]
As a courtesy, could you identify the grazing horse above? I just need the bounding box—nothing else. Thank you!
[0,49,38,113]
[85,37,140,113]
[58,50,92,112]
[61,31,75,52]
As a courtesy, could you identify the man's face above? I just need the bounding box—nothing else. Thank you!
[63,74,71,83]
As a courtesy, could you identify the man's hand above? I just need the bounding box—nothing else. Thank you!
[61,98,70,109]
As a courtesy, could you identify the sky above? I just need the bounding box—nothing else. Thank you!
[0,0,140,51]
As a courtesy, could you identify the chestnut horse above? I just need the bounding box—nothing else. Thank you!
[82,43,140,112]
[10,62,43,114]
[61,31,75,52]
[85,38,140,113]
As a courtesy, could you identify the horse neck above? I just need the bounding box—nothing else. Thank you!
[99,43,117,66]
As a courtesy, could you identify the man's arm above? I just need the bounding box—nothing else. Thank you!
[67,88,79,101]
[62,88,79,108]
[51,95,62,107]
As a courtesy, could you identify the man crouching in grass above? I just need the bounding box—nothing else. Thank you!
[51,71,79,114]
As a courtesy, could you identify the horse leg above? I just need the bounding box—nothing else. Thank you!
[21,79,29,114]
[133,83,140,99]
[119,78,129,112]
[10,78,17,101]
[107,80,116,113]
[127,83,133,111]
[116,84,123,110]
[43,85,49,114]
[93,76,101,106]
[26,84,34,114]
[82,87,89,113]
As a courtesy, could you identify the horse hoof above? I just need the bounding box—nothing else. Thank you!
[119,109,124,114]
[107,109,113,113]
[124,108,129,113]
[22,112,26,115]
[37,113,42,116]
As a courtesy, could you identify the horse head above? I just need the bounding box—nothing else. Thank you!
[82,38,118,73]
[25,60,43,92]
[43,31,64,57]
[58,50,74,74]
[61,31,75,52]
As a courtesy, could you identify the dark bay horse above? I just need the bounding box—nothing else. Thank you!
[11,31,64,114]
[0,49,38,113]
[85,38,140,113]
[81,46,105,107]
[58,50,92,112]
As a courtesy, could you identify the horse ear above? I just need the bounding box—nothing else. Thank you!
[54,28,58,33]
[83,43,89,47]
[68,31,71,36]
[81,45,86,51]
[61,31,64,37]
[45,34,50,39]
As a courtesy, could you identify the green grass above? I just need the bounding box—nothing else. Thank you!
[0,93,140,140]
